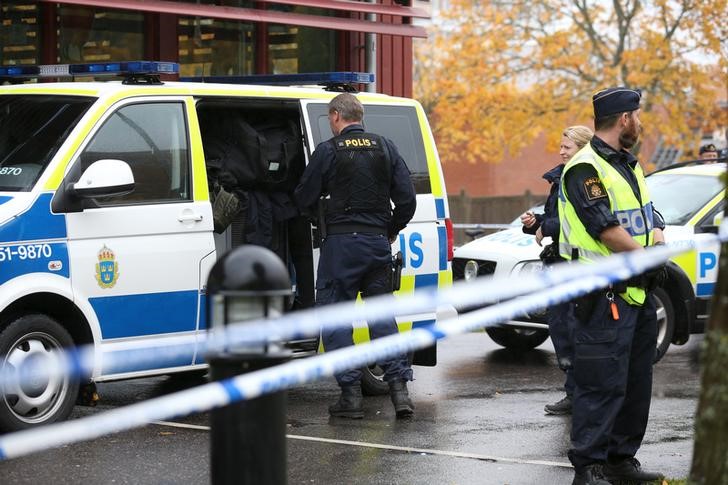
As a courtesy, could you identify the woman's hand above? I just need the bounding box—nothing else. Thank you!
[520,211,537,228]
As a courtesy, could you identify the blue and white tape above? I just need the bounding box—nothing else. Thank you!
[0,235,717,396]
[0,271,612,460]
[0,234,722,460]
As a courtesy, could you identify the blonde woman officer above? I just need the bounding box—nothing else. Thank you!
[520,125,593,415]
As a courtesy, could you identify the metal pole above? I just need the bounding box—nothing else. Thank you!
[366,0,377,93]
[209,352,290,485]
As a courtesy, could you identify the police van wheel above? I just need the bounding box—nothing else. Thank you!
[0,314,80,432]
[485,327,549,351]
[653,287,675,364]
[360,365,389,396]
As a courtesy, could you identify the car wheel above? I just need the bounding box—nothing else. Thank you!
[360,365,389,396]
[485,326,550,351]
[0,314,79,432]
[652,287,675,364]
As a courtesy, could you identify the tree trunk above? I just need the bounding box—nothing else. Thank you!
[689,188,728,483]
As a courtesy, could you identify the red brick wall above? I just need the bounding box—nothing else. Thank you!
[442,133,554,198]
[442,132,659,197]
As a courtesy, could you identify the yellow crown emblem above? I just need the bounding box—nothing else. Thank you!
[98,246,115,261]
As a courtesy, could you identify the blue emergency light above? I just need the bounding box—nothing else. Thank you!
[180,71,375,86]
[0,61,178,79]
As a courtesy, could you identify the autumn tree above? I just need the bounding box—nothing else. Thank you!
[415,0,727,164]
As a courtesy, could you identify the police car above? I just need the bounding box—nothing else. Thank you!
[0,62,454,431]
[453,160,725,361]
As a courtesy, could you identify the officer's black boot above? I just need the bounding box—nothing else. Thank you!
[544,394,572,415]
[572,464,611,485]
[389,379,414,418]
[329,384,364,419]
[602,457,664,484]
[328,384,364,419]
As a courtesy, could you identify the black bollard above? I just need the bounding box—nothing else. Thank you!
[209,352,289,485]
[205,245,293,485]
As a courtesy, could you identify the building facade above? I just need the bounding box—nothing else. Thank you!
[0,0,428,97]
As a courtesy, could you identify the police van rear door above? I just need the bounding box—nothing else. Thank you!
[300,99,453,365]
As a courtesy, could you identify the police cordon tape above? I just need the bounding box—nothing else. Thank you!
[0,231,719,391]
[0,229,725,460]
[0,267,618,459]
[0,231,724,401]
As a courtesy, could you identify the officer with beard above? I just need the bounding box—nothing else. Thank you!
[557,87,666,485]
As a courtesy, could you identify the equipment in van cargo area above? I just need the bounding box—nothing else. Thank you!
[198,102,305,260]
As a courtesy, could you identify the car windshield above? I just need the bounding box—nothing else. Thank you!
[0,94,94,192]
[647,172,724,225]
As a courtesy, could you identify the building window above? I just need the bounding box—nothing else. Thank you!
[0,2,39,66]
[57,6,144,64]
[178,0,256,76]
[268,7,336,74]
[178,17,255,76]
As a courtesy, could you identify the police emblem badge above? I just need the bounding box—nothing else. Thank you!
[95,245,119,288]
[584,177,608,201]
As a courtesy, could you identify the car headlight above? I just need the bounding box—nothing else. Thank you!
[512,260,544,275]
[464,260,480,281]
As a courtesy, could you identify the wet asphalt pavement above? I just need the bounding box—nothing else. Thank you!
[0,331,703,484]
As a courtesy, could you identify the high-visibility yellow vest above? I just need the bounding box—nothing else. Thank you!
[558,143,654,306]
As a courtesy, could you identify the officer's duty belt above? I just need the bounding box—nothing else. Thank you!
[327,224,387,236]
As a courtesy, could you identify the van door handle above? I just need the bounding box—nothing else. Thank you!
[178,210,203,223]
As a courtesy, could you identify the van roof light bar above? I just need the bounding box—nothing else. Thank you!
[0,61,179,84]
[180,72,375,92]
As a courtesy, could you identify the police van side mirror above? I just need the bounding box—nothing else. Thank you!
[713,212,724,228]
[696,212,724,235]
[71,159,135,199]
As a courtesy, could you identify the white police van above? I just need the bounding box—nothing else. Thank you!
[0,62,454,431]
[453,161,724,361]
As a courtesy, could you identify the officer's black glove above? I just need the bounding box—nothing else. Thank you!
[643,264,668,291]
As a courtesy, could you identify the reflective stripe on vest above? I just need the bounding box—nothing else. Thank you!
[558,144,654,306]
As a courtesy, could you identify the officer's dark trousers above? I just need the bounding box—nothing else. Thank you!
[316,233,412,387]
[547,302,574,397]
[568,294,657,470]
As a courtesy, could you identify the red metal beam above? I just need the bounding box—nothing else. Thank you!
[40,0,427,38]
[256,0,429,18]
[39,3,58,64]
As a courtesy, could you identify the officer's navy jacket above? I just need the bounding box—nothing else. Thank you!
[294,124,416,238]
[523,163,563,242]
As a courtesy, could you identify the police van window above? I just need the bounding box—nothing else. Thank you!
[0,95,94,192]
[80,102,190,204]
[306,103,431,193]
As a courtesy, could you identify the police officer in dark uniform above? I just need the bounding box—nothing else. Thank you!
[558,88,666,485]
[294,93,416,419]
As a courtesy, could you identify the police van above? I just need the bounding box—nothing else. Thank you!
[453,160,724,361]
[0,62,454,431]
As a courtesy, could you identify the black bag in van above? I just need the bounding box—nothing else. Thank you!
[201,110,267,189]
[257,119,303,191]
